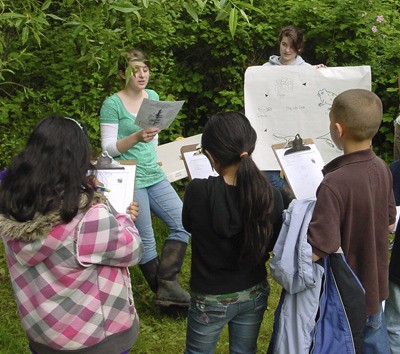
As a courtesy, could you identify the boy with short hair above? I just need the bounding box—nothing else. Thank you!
[307,89,396,353]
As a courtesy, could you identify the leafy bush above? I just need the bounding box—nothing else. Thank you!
[0,0,399,169]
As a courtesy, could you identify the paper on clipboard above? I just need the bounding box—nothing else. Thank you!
[96,162,136,214]
[272,139,325,200]
[135,99,184,130]
[180,144,218,180]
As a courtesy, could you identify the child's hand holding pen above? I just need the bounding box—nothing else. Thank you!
[87,176,111,193]
[94,185,111,193]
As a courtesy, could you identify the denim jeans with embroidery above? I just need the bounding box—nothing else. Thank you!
[134,178,190,264]
[184,287,268,354]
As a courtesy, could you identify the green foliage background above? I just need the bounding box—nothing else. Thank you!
[1,0,399,168]
[0,0,399,352]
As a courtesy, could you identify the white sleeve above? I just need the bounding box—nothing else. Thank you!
[100,123,121,157]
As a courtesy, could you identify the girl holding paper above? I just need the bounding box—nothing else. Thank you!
[262,25,326,206]
[100,48,190,309]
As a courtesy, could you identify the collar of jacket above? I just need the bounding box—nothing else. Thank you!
[0,191,107,242]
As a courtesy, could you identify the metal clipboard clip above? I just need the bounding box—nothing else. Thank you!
[284,134,311,156]
[96,151,124,169]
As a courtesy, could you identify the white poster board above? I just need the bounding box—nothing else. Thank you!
[244,66,371,170]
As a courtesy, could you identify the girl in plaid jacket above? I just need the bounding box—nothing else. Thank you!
[0,116,143,354]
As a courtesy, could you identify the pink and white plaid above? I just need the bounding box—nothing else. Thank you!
[3,204,143,350]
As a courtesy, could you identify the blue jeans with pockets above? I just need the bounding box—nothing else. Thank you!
[184,289,268,354]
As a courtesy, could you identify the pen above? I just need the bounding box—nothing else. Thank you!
[94,185,111,193]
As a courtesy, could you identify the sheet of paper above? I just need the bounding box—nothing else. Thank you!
[244,66,371,170]
[274,144,324,200]
[183,151,218,179]
[96,165,136,214]
[135,99,184,130]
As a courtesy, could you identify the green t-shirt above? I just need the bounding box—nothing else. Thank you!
[100,89,166,189]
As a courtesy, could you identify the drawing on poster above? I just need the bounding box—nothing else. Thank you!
[244,65,371,171]
[317,89,336,107]
[276,78,294,95]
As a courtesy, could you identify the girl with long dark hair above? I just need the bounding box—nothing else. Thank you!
[183,111,284,353]
[0,116,143,354]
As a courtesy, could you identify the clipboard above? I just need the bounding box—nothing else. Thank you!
[180,144,219,180]
[95,155,137,214]
[272,135,325,200]
[156,134,202,182]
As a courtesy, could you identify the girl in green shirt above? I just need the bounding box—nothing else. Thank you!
[100,48,190,309]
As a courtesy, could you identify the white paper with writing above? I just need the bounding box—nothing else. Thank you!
[244,66,371,170]
[136,99,184,130]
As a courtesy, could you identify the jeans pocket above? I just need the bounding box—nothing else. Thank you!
[365,310,383,329]
[253,291,268,313]
[190,300,228,325]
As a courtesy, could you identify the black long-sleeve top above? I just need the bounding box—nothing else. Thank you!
[182,176,283,295]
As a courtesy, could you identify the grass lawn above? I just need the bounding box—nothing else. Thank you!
[0,212,280,354]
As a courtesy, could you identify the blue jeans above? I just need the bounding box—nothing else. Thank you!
[264,171,285,190]
[385,281,400,354]
[362,302,391,354]
[134,178,190,264]
[184,291,268,354]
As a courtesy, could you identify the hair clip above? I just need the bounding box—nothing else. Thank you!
[64,117,83,130]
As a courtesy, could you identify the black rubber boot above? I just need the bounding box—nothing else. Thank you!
[155,240,190,308]
[139,257,159,293]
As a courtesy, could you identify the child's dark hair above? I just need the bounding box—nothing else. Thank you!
[278,25,305,54]
[202,111,275,265]
[0,116,95,223]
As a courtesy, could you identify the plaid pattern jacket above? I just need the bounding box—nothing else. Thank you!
[0,201,143,352]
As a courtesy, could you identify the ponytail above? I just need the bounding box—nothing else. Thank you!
[202,111,275,265]
[236,153,274,265]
